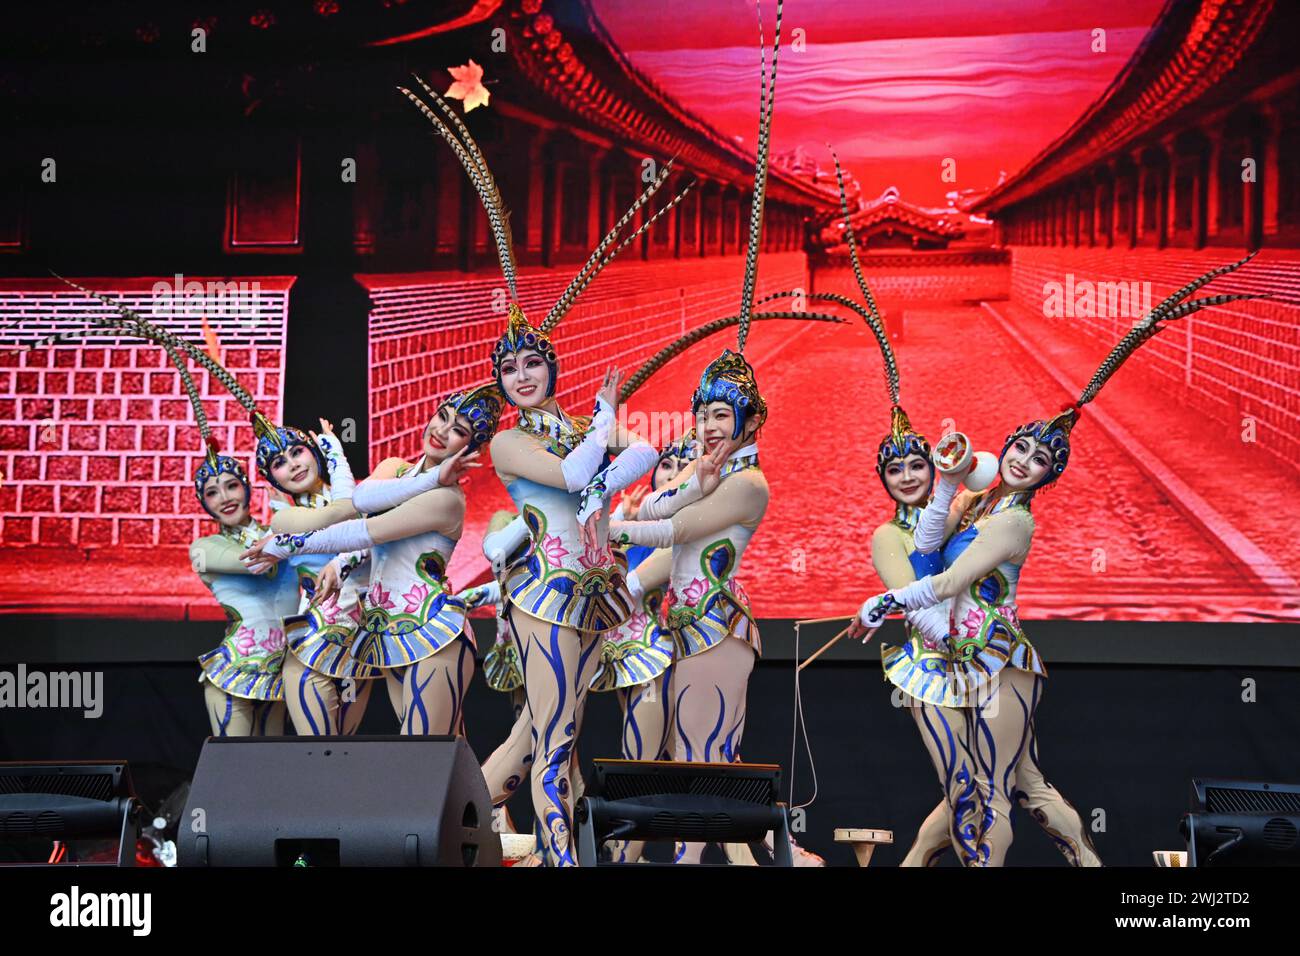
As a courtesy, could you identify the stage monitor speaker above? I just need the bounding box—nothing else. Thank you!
[575,759,792,866]
[0,760,140,866]
[1189,778,1300,814]
[1180,812,1300,866]
[179,736,500,867]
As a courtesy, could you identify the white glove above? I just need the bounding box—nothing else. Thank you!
[905,604,952,648]
[316,433,356,499]
[626,570,644,602]
[336,549,369,582]
[576,441,657,526]
[858,592,902,629]
[560,395,615,492]
[458,580,502,609]
[610,518,674,549]
[352,465,442,514]
[913,473,960,554]
[483,516,529,577]
[636,473,703,520]
[253,520,376,561]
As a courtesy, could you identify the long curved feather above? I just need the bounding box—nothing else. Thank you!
[619,308,843,403]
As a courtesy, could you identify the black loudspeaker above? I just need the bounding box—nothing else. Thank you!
[575,759,793,866]
[179,736,500,867]
[1181,778,1300,866]
[0,761,141,866]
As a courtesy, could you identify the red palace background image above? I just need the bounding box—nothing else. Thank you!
[1,0,1298,627]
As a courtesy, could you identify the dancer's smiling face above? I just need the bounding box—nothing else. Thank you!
[883,453,931,506]
[695,402,756,458]
[498,348,550,409]
[424,404,474,462]
[202,473,250,528]
[1001,436,1051,491]
[269,444,321,496]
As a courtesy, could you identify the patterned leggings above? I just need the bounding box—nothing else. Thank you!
[905,668,1101,867]
[382,634,476,735]
[510,605,602,867]
[670,638,754,864]
[605,669,675,863]
[202,680,285,737]
[281,651,374,736]
[481,686,533,808]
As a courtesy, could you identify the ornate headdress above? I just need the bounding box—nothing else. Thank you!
[658,427,700,469]
[1003,252,1264,491]
[177,352,252,520]
[690,0,785,440]
[435,380,506,452]
[399,74,692,406]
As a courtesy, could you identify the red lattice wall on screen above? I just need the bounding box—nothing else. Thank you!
[0,278,294,549]
[363,252,810,466]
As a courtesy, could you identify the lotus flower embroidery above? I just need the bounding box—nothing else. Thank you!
[260,627,285,653]
[577,540,612,570]
[403,582,429,614]
[234,627,258,656]
[369,582,396,612]
[959,607,986,639]
[626,607,650,635]
[681,577,708,607]
[541,534,569,566]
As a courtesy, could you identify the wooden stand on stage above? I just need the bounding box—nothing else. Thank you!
[834,827,893,867]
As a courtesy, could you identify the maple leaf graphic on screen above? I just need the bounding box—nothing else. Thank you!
[201,317,221,363]
[445,59,489,113]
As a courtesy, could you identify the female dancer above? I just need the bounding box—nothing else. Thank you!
[607,0,799,867]
[853,255,1259,865]
[755,152,1098,866]
[591,430,700,764]
[185,383,290,737]
[401,74,691,866]
[243,383,503,735]
[54,278,380,736]
[21,284,306,737]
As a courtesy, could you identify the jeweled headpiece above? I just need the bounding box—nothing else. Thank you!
[877,405,933,489]
[1004,251,1263,490]
[251,415,327,494]
[692,349,767,439]
[490,303,558,402]
[659,428,700,467]
[438,380,506,451]
[399,73,693,407]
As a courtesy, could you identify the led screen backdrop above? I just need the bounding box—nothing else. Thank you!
[1,0,1297,624]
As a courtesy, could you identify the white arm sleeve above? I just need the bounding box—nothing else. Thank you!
[483,516,530,576]
[352,466,442,514]
[559,396,615,492]
[255,519,376,560]
[576,441,658,526]
[610,519,674,549]
[316,433,356,500]
[636,473,704,520]
[913,474,960,553]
